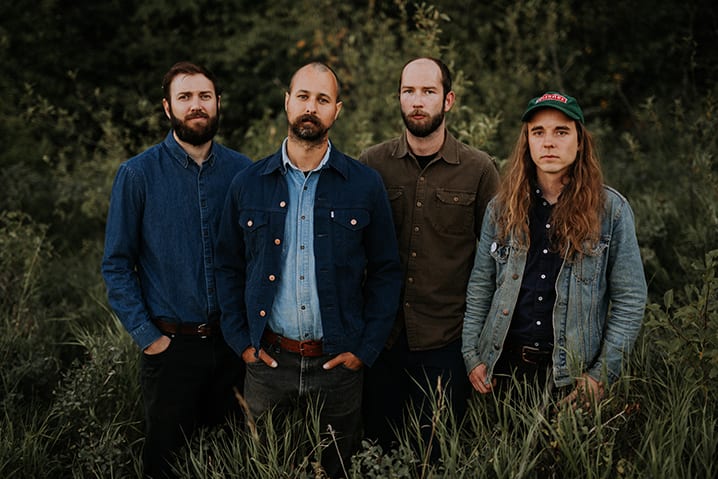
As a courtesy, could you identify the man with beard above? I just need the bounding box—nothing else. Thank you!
[102,61,251,478]
[359,57,499,452]
[215,62,402,478]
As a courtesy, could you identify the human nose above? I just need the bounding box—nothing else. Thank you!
[305,98,317,113]
[189,95,202,111]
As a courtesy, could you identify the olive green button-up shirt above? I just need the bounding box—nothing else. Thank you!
[360,130,499,351]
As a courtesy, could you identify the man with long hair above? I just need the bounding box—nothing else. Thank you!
[462,92,647,404]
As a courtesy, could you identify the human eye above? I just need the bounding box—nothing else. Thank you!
[200,93,213,101]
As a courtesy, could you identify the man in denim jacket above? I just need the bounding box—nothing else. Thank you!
[102,62,251,477]
[215,62,402,477]
[462,92,647,404]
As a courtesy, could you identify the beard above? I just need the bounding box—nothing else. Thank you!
[289,114,329,143]
[401,108,444,138]
[170,108,219,146]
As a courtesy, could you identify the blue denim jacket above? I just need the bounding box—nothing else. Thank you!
[101,131,252,350]
[462,186,647,386]
[215,145,403,367]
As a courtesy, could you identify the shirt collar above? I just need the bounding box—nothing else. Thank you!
[394,129,461,165]
[280,138,332,174]
[162,130,215,168]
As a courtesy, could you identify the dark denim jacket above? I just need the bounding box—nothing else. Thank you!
[215,146,402,367]
[462,187,647,386]
[101,131,252,350]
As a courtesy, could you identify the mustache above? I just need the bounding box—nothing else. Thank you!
[408,109,427,117]
[186,111,210,120]
[298,114,320,125]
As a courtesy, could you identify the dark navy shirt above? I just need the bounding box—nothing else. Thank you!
[101,131,252,350]
[506,187,562,349]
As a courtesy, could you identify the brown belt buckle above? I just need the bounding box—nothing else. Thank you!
[521,345,541,365]
[298,339,320,357]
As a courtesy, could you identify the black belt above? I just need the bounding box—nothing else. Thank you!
[154,318,220,337]
[504,343,552,365]
[263,330,323,357]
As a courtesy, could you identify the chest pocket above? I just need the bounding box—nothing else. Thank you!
[570,236,610,284]
[239,211,269,256]
[330,208,370,265]
[429,188,475,235]
[386,187,405,235]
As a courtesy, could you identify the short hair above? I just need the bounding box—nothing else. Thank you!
[399,57,453,99]
[162,61,220,100]
[288,61,342,101]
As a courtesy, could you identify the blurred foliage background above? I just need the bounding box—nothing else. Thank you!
[1,0,717,476]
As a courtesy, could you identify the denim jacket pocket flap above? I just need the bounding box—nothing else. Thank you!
[435,189,475,206]
[331,208,370,231]
[238,211,269,232]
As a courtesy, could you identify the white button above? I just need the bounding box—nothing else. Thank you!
[534,342,540,347]
[543,249,548,254]
[545,223,551,229]
[536,321,542,326]
[490,242,497,252]
[540,274,546,279]
[538,296,543,301]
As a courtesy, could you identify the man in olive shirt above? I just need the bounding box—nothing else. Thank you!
[359,57,499,450]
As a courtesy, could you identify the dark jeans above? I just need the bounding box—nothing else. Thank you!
[362,333,470,455]
[244,346,362,479]
[140,334,245,479]
[492,348,553,399]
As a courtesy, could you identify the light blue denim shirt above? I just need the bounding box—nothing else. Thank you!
[101,131,252,350]
[268,139,331,341]
[462,186,647,387]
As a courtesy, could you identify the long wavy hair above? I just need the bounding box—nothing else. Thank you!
[494,120,605,258]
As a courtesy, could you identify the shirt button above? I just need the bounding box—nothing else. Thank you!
[543,249,548,254]
[540,274,547,279]
[411,251,417,257]
[416,201,422,207]
[538,296,544,301]
[512,274,519,280]
[300,305,306,310]
[419,176,425,182]
[350,218,357,226]
[300,245,305,250]
[534,342,540,347]
[259,310,266,317]
[545,223,551,229]
[407,277,414,283]
[405,302,411,308]
[300,275,305,280]
[502,309,509,315]
[280,201,287,208]
[268,274,276,281]
[453,196,459,202]
[274,238,281,245]
[536,321,542,326]
[247,220,253,227]
[301,215,306,220]
[414,226,420,232]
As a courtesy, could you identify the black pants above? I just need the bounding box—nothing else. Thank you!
[492,348,553,398]
[362,333,470,456]
[140,334,245,478]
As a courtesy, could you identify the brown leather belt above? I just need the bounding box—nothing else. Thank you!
[154,318,219,337]
[504,344,552,365]
[263,329,323,357]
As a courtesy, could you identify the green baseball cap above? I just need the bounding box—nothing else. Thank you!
[521,91,584,124]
